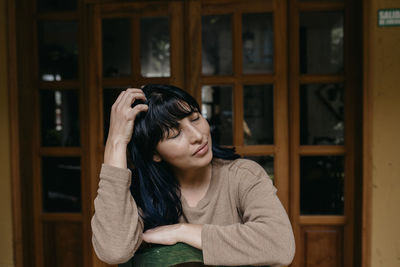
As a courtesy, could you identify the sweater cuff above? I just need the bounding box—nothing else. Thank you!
[201,224,218,265]
[100,164,132,185]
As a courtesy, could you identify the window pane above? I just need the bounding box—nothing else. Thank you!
[42,157,81,213]
[141,17,170,77]
[102,18,131,77]
[300,12,344,74]
[43,222,82,267]
[242,13,273,74]
[244,85,274,145]
[300,156,344,215]
[245,155,275,183]
[202,15,232,75]
[103,88,125,144]
[202,85,233,146]
[38,21,79,81]
[38,0,77,12]
[300,84,344,145]
[40,90,80,147]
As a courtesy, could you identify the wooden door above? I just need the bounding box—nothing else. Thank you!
[15,0,360,266]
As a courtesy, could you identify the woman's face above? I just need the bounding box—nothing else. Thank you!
[154,112,213,172]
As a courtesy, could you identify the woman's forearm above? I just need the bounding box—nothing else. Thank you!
[179,223,203,250]
[104,140,128,169]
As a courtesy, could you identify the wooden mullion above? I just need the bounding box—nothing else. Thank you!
[42,213,83,222]
[299,215,346,225]
[100,2,169,17]
[39,147,82,156]
[235,145,275,155]
[273,0,289,211]
[134,77,172,86]
[299,74,345,84]
[299,145,346,155]
[241,74,275,84]
[132,15,140,81]
[288,0,301,266]
[297,2,346,12]
[202,1,273,15]
[169,1,185,88]
[35,12,79,20]
[201,76,237,84]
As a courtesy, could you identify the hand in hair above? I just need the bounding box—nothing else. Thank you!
[104,88,148,169]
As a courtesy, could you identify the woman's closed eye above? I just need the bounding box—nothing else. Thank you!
[168,128,181,139]
[190,113,200,122]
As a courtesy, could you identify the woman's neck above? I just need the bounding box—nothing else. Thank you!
[174,163,212,190]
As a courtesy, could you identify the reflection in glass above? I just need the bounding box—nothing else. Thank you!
[242,13,273,74]
[202,15,232,75]
[300,156,344,215]
[300,84,344,145]
[38,0,77,12]
[202,85,233,146]
[38,21,79,81]
[102,18,131,77]
[243,85,274,145]
[300,12,344,74]
[245,155,275,183]
[141,17,170,77]
[40,90,80,147]
[42,157,81,212]
[103,88,125,143]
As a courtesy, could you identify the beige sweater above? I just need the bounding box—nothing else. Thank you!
[91,158,295,266]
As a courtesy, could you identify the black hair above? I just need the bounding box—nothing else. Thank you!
[129,84,239,230]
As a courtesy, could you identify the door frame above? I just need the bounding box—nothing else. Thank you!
[7,0,371,266]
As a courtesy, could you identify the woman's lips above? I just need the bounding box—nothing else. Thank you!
[193,142,209,156]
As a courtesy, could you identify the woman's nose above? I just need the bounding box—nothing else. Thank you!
[187,125,202,143]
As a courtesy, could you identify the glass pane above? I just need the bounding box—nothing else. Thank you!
[40,90,80,147]
[141,17,170,77]
[102,18,131,77]
[103,88,125,143]
[300,156,344,215]
[300,84,344,145]
[42,157,81,212]
[245,155,275,183]
[300,12,344,74]
[202,15,232,75]
[38,0,77,12]
[201,85,233,146]
[38,21,79,81]
[43,222,83,267]
[243,85,274,145]
[242,13,273,74]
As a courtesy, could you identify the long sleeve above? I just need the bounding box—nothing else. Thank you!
[91,164,144,264]
[201,160,295,266]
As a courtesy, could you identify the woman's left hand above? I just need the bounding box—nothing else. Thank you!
[142,223,203,249]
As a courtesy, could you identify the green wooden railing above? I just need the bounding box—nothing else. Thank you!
[119,243,270,267]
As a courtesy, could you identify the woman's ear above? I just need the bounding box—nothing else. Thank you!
[153,153,162,162]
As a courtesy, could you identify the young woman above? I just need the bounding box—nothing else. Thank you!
[91,84,295,266]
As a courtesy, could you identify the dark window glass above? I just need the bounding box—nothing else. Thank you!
[300,84,344,145]
[42,157,81,213]
[102,18,131,77]
[38,21,79,81]
[43,222,83,267]
[300,156,344,215]
[40,89,80,147]
[242,13,273,74]
[202,15,232,75]
[38,0,77,12]
[245,155,275,183]
[202,85,233,146]
[300,12,344,74]
[243,85,274,145]
[141,17,170,77]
